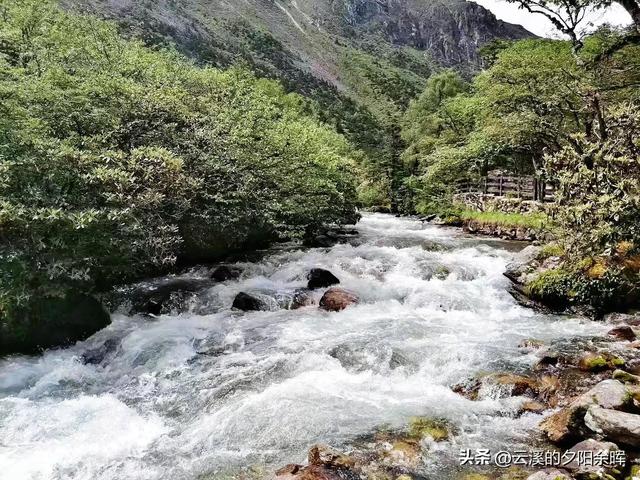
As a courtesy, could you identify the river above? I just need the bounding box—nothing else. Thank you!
[0,214,608,480]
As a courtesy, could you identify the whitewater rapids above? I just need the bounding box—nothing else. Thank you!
[0,214,608,480]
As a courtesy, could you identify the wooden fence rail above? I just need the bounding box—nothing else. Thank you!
[456,175,555,202]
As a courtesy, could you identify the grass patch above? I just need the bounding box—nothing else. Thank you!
[459,210,549,230]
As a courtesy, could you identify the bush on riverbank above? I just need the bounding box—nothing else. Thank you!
[0,0,359,353]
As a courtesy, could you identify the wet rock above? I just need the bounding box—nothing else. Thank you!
[211,265,241,282]
[307,269,341,290]
[408,417,453,441]
[232,292,271,311]
[479,373,539,398]
[604,311,640,326]
[329,342,402,373]
[577,352,611,371]
[306,235,337,248]
[584,406,640,447]
[289,289,316,309]
[275,464,303,478]
[613,369,640,384]
[540,379,632,444]
[539,404,588,444]
[381,438,421,468]
[519,400,547,414]
[526,469,573,480]
[576,379,631,410]
[534,353,560,371]
[504,245,543,285]
[451,377,482,400]
[319,288,359,312]
[1,292,111,356]
[308,444,355,469]
[286,465,349,480]
[129,277,212,315]
[562,438,619,475]
[519,338,544,350]
[608,325,637,342]
[81,338,120,365]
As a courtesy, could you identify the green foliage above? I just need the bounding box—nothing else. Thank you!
[0,0,358,323]
[525,268,575,310]
[548,104,640,258]
[459,211,548,230]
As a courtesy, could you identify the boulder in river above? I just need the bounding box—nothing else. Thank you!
[307,268,340,290]
[232,292,271,311]
[607,325,636,341]
[81,338,120,365]
[289,289,316,309]
[211,265,241,282]
[0,292,111,356]
[128,277,212,316]
[308,444,355,469]
[584,406,640,447]
[539,379,633,444]
[319,288,359,311]
[562,438,619,476]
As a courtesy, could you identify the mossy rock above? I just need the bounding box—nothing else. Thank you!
[458,474,491,480]
[408,417,452,441]
[434,266,451,280]
[0,292,111,356]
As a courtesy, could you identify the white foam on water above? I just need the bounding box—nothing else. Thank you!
[0,214,609,479]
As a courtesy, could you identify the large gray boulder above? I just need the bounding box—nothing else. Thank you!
[540,379,632,444]
[563,438,619,476]
[504,245,543,285]
[585,406,640,447]
[575,379,631,410]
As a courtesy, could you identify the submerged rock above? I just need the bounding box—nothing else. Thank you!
[81,338,120,365]
[408,417,453,441]
[307,268,340,290]
[288,289,316,309]
[518,338,545,350]
[308,444,355,469]
[478,373,539,399]
[275,445,359,480]
[211,265,241,282]
[232,292,271,311]
[319,288,359,311]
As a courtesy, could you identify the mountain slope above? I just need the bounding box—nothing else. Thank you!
[61,0,535,207]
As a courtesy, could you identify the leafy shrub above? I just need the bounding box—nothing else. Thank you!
[0,0,358,330]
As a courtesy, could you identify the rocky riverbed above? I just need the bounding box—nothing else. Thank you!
[2,213,634,480]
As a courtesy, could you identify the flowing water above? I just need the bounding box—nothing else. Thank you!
[0,214,608,480]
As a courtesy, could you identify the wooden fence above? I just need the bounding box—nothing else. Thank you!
[456,175,555,202]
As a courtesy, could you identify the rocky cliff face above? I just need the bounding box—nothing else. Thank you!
[63,0,534,90]
[61,0,535,176]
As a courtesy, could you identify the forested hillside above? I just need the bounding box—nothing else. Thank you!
[0,0,359,353]
[60,0,534,208]
[400,21,640,314]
